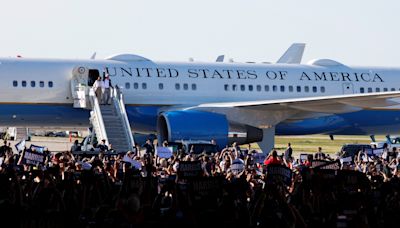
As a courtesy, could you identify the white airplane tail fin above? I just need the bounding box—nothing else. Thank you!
[277,43,305,64]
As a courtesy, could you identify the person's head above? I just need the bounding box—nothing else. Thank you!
[74,140,79,145]
[392,147,397,152]
[97,76,101,81]
[271,150,278,158]
[288,143,291,147]
[101,139,106,144]
[318,147,322,152]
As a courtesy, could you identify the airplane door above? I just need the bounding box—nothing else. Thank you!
[342,82,354,94]
[71,66,91,108]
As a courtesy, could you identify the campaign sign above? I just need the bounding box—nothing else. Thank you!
[266,164,292,186]
[178,161,202,178]
[340,156,353,164]
[15,139,26,152]
[253,153,267,164]
[300,154,311,163]
[191,176,223,198]
[337,170,369,191]
[231,159,245,175]
[122,155,142,170]
[365,148,384,156]
[29,144,45,153]
[23,150,45,166]
[313,160,341,170]
[156,147,173,158]
[311,160,328,168]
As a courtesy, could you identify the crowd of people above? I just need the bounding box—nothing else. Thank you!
[0,139,399,227]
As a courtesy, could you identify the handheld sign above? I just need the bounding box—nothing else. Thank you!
[313,160,341,170]
[23,150,45,166]
[340,156,353,164]
[299,154,310,163]
[15,139,26,152]
[122,155,142,170]
[266,164,292,186]
[231,159,245,175]
[29,144,45,153]
[191,176,223,198]
[156,146,173,158]
[178,161,202,178]
[253,153,267,164]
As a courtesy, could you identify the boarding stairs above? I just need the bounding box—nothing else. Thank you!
[87,87,135,152]
[70,68,135,152]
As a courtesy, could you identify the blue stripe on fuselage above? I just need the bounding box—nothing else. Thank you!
[1,104,399,136]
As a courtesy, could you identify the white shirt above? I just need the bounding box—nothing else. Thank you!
[93,80,103,90]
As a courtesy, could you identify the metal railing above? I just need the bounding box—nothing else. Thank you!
[88,88,108,145]
[112,86,135,150]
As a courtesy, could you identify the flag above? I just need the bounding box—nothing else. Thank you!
[15,139,26,152]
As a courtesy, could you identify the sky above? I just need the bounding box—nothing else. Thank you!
[1,0,400,66]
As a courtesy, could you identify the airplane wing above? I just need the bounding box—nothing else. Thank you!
[276,43,305,64]
[185,92,400,125]
[195,91,400,111]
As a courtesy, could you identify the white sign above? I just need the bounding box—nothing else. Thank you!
[231,159,245,175]
[123,155,142,170]
[15,139,26,152]
[340,156,353,164]
[156,147,173,158]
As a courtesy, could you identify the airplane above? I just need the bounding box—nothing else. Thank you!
[1,43,400,153]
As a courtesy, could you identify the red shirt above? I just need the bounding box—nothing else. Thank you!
[264,156,281,166]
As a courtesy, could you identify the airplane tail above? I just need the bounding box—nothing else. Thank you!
[277,43,305,64]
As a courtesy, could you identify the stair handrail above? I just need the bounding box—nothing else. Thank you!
[112,86,135,150]
[88,88,108,145]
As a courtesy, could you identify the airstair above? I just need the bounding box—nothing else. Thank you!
[71,66,135,152]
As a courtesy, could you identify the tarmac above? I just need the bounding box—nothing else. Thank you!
[7,136,76,153]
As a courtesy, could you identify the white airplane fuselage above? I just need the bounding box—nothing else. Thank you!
[1,56,400,137]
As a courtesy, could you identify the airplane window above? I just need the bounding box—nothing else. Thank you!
[48,81,53,88]
[312,86,317,93]
[272,85,277,92]
[134,83,139,89]
[368,87,372,93]
[248,85,253,91]
[289,86,293,92]
[22,81,27,87]
[31,81,35,87]
[391,88,396,91]
[383,88,388,92]
[125,82,130,89]
[224,84,229,91]
[320,86,325,93]
[304,86,309,92]
[296,86,301,92]
[232,84,237,91]
[240,85,245,91]
[175,83,180,90]
[264,85,269,92]
[142,83,147,89]
[159,83,164,90]
[13,81,18,87]
[280,85,285,92]
[183,83,188,90]
[39,81,44,88]
[376,88,380,92]
[256,85,261,91]
[360,87,364,93]
[192,84,197,90]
